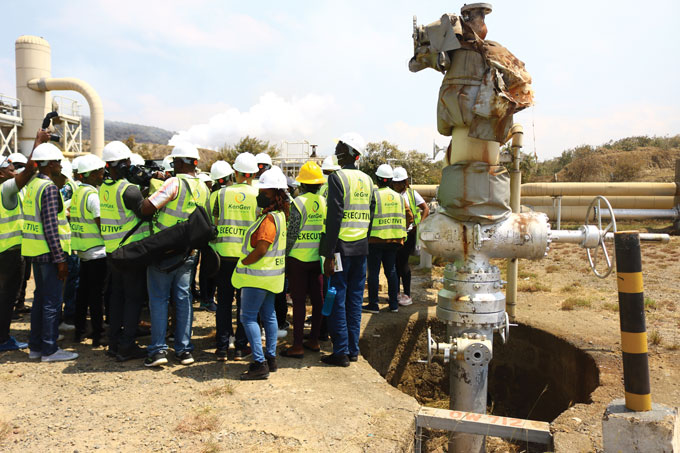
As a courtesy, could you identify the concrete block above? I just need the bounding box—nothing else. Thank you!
[602,398,680,452]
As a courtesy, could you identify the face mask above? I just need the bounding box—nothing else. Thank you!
[256,193,272,209]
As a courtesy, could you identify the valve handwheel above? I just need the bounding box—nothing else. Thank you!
[585,196,617,278]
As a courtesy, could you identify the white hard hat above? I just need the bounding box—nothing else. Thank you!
[197,172,212,183]
[210,160,234,181]
[171,142,200,160]
[258,166,287,189]
[77,154,106,174]
[60,159,73,180]
[392,167,408,182]
[255,153,273,166]
[102,141,132,163]
[321,155,340,171]
[375,164,394,179]
[71,156,83,174]
[233,152,258,174]
[130,153,145,166]
[7,153,27,165]
[338,132,366,156]
[32,143,64,162]
[162,155,173,172]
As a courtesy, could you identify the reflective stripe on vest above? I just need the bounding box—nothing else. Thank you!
[289,192,326,262]
[0,188,22,253]
[407,187,421,226]
[21,177,71,257]
[370,187,406,240]
[154,175,210,233]
[70,185,104,252]
[320,182,329,198]
[213,183,257,258]
[99,179,150,253]
[336,169,373,242]
[232,211,287,293]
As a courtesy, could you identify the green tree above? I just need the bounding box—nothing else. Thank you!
[217,136,279,162]
[358,140,442,184]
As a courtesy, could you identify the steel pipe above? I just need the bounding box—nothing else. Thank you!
[528,206,679,222]
[522,196,675,210]
[521,182,677,197]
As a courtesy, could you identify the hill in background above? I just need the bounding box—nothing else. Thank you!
[81,116,174,144]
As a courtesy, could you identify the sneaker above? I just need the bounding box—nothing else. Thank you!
[144,350,168,367]
[233,347,251,361]
[0,337,28,351]
[349,354,359,362]
[362,304,379,314]
[277,328,288,339]
[320,353,350,367]
[390,308,399,313]
[176,351,194,365]
[215,349,228,362]
[398,295,413,306]
[116,345,147,362]
[266,356,278,372]
[28,350,42,360]
[240,361,269,380]
[41,348,78,362]
[59,322,76,332]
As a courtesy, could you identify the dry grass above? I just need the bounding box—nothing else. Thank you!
[518,281,551,293]
[201,383,235,398]
[545,264,560,274]
[518,270,537,279]
[561,297,591,311]
[649,329,662,346]
[603,302,619,312]
[560,282,582,293]
[0,420,11,441]
[666,342,680,351]
[644,297,658,310]
[176,406,220,434]
[200,440,222,453]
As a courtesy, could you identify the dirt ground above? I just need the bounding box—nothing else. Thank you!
[1,224,679,452]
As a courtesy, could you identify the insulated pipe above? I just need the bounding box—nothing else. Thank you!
[506,123,523,321]
[412,184,438,201]
[521,182,677,197]
[28,77,104,157]
[522,196,675,209]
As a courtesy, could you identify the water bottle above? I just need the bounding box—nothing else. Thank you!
[322,278,336,317]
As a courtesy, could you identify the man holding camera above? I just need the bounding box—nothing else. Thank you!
[139,143,209,367]
[100,141,151,361]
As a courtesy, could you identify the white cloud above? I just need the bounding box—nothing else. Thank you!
[383,121,448,157]
[168,92,337,149]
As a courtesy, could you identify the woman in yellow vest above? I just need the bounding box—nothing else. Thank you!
[280,161,327,358]
[232,167,288,380]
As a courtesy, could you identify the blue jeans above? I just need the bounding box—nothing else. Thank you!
[367,243,399,310]
[29,262,64,355]
[240,287,277,363]
[62,253,80,323]
[215,258,247,351]
[147,254,196,356]
[329,254,367,356]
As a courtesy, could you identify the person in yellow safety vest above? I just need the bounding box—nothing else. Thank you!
[362,164,408,315]
[232,166,289,380]
[0,130,41,353]
[69,154,107,347]
[149,155,174,194]
[321,132,375,367]
[319,154,340,198]
[22,142,79,362]
[211,153,258,362]
[100,141,152,362]
[139,142,210,368]
[391,166,430,307]
[280,161,327,359]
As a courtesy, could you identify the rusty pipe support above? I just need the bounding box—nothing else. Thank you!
[506,123,523,321]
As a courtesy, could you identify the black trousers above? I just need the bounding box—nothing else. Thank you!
[0,248,23,343]
[108,259,146,352]
[14,256,31,309]
[396,229,417,297]
[75,257,107,341]
[215,258,247,350]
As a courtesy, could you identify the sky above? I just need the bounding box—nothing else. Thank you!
[2,0,679,160]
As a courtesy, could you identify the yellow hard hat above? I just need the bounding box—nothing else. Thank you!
[296,161,325,184]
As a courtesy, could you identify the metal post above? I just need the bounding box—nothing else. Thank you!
[556,196,562,230]
[506,125,523,321]
[614,231,651,411]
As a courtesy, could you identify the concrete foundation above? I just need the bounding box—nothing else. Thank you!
[602,398,680,452]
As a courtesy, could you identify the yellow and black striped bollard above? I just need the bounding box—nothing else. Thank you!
[614,231,651,411]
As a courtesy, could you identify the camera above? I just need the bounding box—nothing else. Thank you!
[125,162,162,187]
[41,111,62,143]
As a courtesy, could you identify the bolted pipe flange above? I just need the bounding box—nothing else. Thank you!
[464,342,492,367]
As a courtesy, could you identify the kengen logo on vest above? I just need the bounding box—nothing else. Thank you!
[102,191,110,202]
[234,192,246,203]
[354,178,369,198]
[311,200,320,213]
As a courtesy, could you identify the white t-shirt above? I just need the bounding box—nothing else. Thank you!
[401,189,425,209]
[1,178,19,211]
[77,184,106,261]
